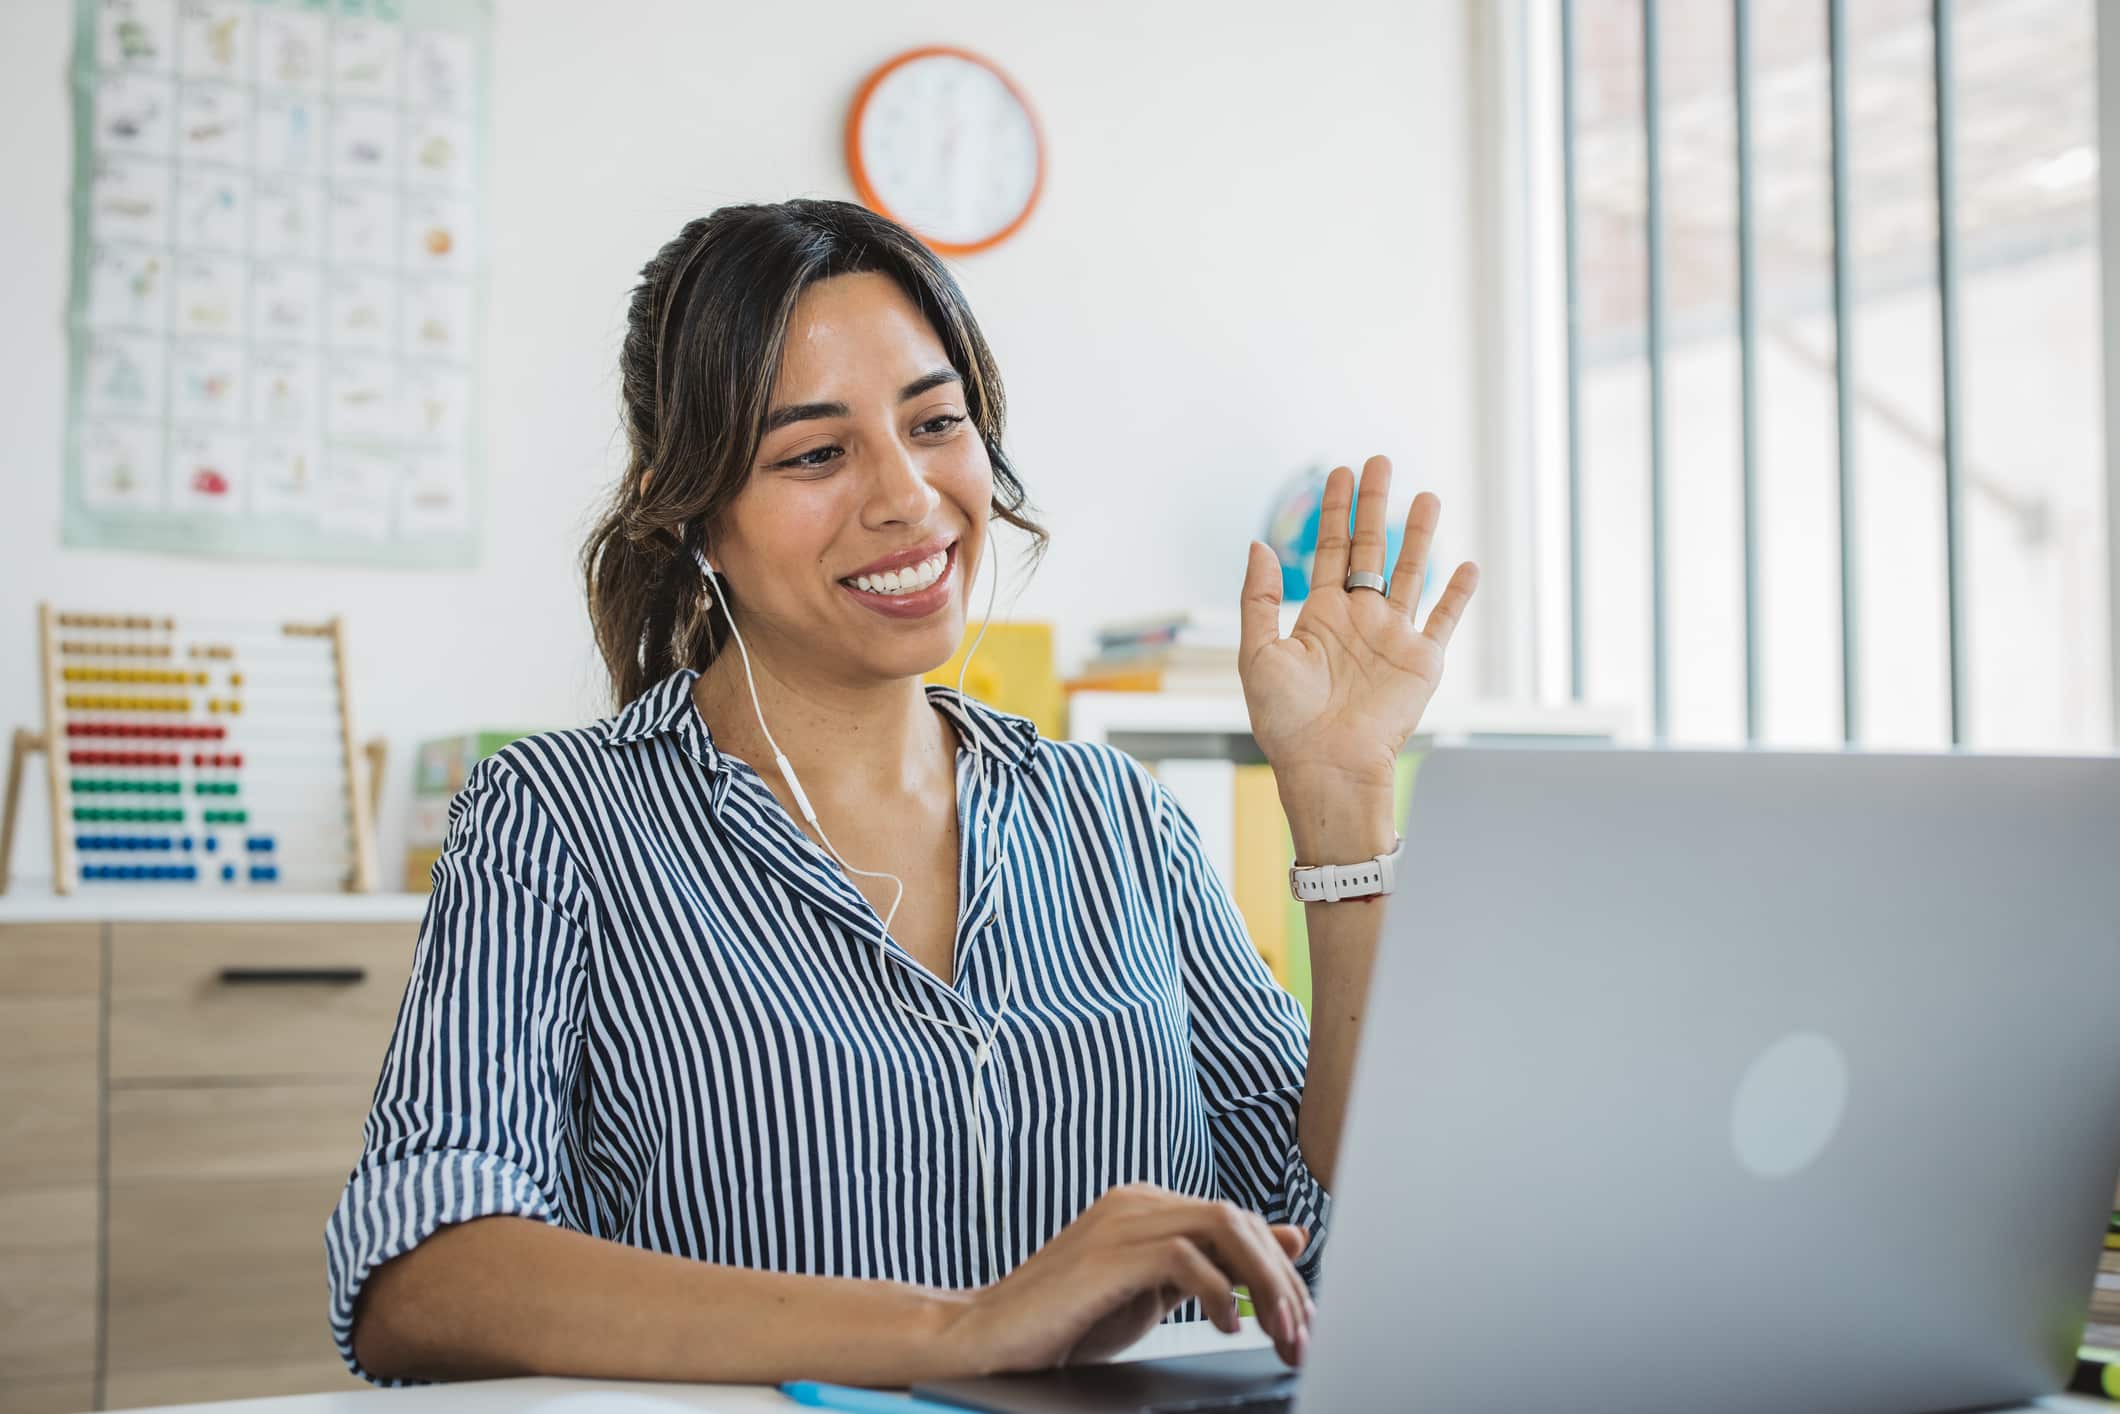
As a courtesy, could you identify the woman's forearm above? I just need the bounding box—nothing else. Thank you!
[1293,892,1384,1191]
[1278,775,1396,1192]
[354,1214,976,1386]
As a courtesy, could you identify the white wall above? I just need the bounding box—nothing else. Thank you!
[0,0,1487,887]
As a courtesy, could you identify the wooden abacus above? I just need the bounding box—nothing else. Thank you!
[2,603,384,895]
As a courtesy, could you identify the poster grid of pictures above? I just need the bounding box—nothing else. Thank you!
[66,0,490,565]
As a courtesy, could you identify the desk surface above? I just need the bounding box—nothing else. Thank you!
[102,1319,2113,1414]
[108,1321,1266,1413]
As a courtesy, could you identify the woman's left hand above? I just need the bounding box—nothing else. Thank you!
[1237,455,1479,820]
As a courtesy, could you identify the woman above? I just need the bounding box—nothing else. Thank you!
[326,198,1477,1389]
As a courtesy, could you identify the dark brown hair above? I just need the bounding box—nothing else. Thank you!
[581,198,1048,709]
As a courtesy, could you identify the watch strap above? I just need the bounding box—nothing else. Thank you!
[1288,833,1405,903]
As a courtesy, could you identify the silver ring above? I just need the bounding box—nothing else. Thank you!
[1344,570,1390,597]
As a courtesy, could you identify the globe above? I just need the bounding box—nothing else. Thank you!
[1262,464,1429,603]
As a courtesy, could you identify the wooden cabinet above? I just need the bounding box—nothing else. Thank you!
[0,1376,100,1414]
[0,908,421,1411]
[0,925,100,1395]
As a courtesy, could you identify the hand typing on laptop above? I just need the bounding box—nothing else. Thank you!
[934,1182,1312,1375]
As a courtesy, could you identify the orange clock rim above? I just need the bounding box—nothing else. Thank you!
[844,44,1046,258]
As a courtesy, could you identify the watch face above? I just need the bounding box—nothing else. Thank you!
[854,52,1040,249]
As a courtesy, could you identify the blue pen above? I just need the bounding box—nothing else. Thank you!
[779,1379,967,1413]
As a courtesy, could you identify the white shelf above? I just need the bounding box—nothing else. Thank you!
[0,883,431,924]
[1065,692,1633,749]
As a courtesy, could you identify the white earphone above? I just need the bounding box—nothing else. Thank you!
[691,532,1020,1286]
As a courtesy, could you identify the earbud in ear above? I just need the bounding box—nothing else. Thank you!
[690,547,718,610]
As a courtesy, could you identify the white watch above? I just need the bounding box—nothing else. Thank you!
[1288,834,1405,903]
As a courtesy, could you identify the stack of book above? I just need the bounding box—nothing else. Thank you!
[1066,610,1245,694]
[2091,1205,2120,1347]
[403,727,543,891]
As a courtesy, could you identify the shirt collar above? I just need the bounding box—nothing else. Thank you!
[924,683,1040,771]
[598,666,1039,773]
[599,666,712,750]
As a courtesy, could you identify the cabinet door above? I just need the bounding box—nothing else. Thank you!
[102,919,417,1405]
[105,1082,379,1399]
[0,925,100,1387]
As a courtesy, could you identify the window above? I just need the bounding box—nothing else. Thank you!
[1520,0,2110,750]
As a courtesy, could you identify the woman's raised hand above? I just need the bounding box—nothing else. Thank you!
[941,1182,1312,1374]
[1238,455,1479,798]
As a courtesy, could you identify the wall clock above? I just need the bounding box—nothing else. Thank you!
[846,46,1045,257]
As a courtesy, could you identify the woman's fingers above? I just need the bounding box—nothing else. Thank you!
[1189,1203,1307,1360]
[1138,1235,1242,1335]
[1308,465,1356,591]
[1274,1227,1316,1325]
[1389,490,1440,614]
[975,1185,1313,1374]
[1099,1196,1307,1360]
[1346,455,1393,583]
[1421,561,1482,650]
[1238,540,1284,666]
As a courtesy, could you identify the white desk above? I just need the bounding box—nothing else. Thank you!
[97,1317,2113,1414]
[103,1320,1268,1412]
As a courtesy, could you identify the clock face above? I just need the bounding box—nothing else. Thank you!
[851,51,1042,252]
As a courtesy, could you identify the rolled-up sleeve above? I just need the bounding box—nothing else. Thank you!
[1150,781,1333,1286]
[325,755,589,1383]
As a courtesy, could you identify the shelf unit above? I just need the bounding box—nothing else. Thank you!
[1066,691,1634,758]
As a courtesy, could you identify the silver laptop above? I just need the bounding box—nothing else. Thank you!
[920,746,2120,1414]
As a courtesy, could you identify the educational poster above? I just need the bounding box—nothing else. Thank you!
[65,0,491,566]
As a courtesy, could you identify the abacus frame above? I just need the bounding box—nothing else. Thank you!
[1,602,383,895]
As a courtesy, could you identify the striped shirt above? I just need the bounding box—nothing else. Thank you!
[324,665,1330,1383]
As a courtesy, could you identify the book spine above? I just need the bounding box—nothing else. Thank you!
[1281,805,1311,1017]
[1231,765,1290,985]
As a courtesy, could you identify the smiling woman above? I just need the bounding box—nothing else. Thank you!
[325,197,1474,1394]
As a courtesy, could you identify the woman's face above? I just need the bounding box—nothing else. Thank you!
[712,271,995,686]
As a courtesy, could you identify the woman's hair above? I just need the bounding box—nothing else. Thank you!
[582,198,1048,708]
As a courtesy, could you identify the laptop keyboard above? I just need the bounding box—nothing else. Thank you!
[1144,1395,1295,1414]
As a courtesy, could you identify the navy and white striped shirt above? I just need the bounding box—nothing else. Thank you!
[325,666,1330,1383]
